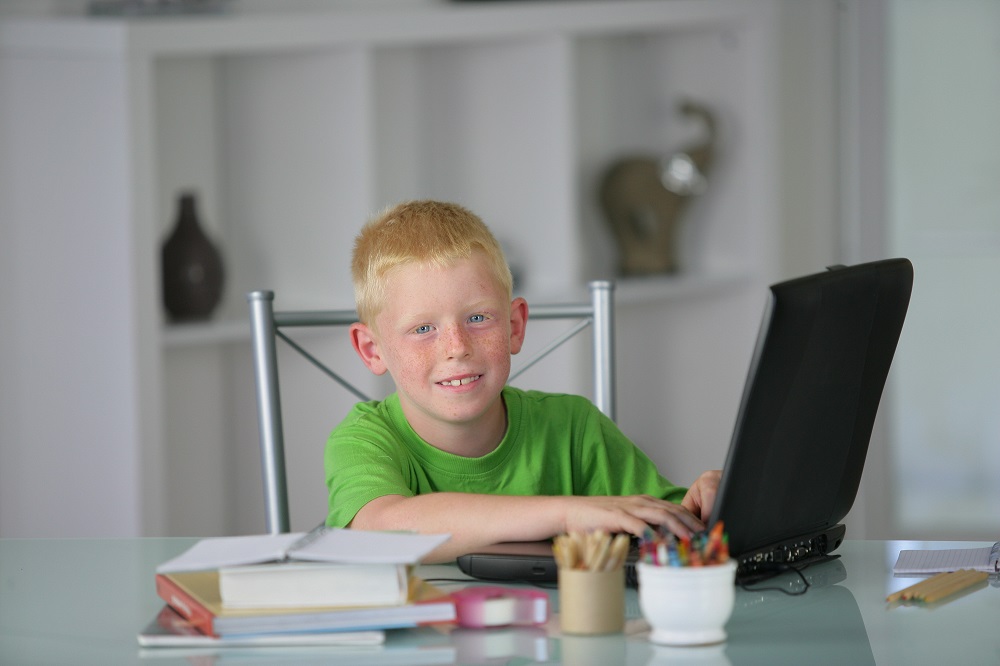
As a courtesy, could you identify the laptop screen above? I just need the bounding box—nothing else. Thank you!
[708,258,913,561]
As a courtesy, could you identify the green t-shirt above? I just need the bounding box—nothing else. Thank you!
[324,386,686,527]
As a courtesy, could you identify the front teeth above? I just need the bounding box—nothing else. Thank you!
[442,375,480,387]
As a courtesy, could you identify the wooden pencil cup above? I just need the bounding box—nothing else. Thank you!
[558,567,625,635]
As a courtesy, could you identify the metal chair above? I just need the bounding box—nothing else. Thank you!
[247,280,616,534]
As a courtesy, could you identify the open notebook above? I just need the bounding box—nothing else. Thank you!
[457,258,913,583]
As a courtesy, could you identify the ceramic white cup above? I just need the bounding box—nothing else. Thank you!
[637,560,737,646]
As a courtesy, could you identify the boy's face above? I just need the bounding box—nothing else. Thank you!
[350,252,527,447]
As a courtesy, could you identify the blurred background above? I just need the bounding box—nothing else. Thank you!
[1,0,996,543]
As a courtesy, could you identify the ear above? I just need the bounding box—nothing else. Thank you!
[350,322,388,376]
[508,297,529,355]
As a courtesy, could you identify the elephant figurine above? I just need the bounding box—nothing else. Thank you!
[599,101,716,275]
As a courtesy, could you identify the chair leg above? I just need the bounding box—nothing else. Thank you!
[248,290,291,534]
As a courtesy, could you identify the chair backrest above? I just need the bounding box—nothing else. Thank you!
[247,280,616,534]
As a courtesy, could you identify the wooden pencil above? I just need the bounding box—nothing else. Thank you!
[886,570,951,602]
[885,572,949,602]
[591,533,612,571]
[555,531,631,571]
[886,569,989,603]
[605,534,630,571]
[892,571,954,602]
[922,570,988,603]
[918,569,981,598]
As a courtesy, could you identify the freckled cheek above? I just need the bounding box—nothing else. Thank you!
[480,334,513,372]
[387,343,438,386]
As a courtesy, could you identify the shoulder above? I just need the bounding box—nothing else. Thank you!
[504,386,595,411]
[503,386,604,429]
[325,395,418,480]
[335,398,388,428]
[330,395,405,444]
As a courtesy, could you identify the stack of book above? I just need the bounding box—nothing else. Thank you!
[140,528,456,648]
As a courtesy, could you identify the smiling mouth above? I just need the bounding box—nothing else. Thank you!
[438,375,482,387]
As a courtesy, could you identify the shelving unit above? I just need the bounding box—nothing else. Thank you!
[0,0,778,537]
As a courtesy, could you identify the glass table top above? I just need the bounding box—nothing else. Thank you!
[1,537,997,664]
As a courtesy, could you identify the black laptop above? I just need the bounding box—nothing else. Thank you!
[457,258,913,583]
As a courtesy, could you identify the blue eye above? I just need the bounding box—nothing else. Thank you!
[469,314,486,323]
[414,324,433,334]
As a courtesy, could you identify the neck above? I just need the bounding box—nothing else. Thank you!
[403,394,508,458]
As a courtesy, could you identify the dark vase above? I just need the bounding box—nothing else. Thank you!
[161,191,225,321]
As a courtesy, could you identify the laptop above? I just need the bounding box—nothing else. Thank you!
[457,258,913,583]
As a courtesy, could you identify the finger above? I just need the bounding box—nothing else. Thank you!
[663,504,706,535]
[680,492,710,521]
[599,500,666,538]
[681,474,720,522]
[617,513,660,539]
[696,487,717,522]
[628,502,703,537]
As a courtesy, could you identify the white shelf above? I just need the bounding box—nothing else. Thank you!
[0,0,779,538]
[162,272,754,348]
[162,318,251,348]
[0,1,755,55]
[614,272,753,307]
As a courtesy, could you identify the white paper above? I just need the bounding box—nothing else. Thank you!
[290,529,450,564]
[157,529,450,573]
[157,533,305,573]
[893,544,998,574]
[138,613,386,648]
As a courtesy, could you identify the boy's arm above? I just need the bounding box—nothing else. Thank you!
[350,491,706,563]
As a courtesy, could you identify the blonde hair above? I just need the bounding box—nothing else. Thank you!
[352,200,513,326]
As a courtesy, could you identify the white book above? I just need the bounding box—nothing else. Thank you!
[219,561,409,609]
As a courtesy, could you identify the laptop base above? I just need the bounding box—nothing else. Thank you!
[734,523,846,580]
[457,525,845,587]
[456,539,641,587]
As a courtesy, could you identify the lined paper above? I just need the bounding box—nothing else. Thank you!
[893,542,999,575]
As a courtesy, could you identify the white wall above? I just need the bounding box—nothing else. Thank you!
[0,1,849,538]
[0,53,148,536]
[776,1,842,278]
[886,0,1000,540]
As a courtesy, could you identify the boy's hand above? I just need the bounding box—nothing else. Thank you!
[563,494,705,539]
[680,469,722,522]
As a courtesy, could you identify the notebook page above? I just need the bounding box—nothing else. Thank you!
[290,529,451,564]
[157,529,452,573]
[893,543,1000,574]
[157,533,304,573]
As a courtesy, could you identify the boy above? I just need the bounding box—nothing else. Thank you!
[325,200,720,562]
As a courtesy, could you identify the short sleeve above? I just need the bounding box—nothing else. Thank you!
[324,402,414,528]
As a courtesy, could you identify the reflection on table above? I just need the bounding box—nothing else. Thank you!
[1,539,998,665]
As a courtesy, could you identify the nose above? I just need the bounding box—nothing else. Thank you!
[443,324,471,359]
